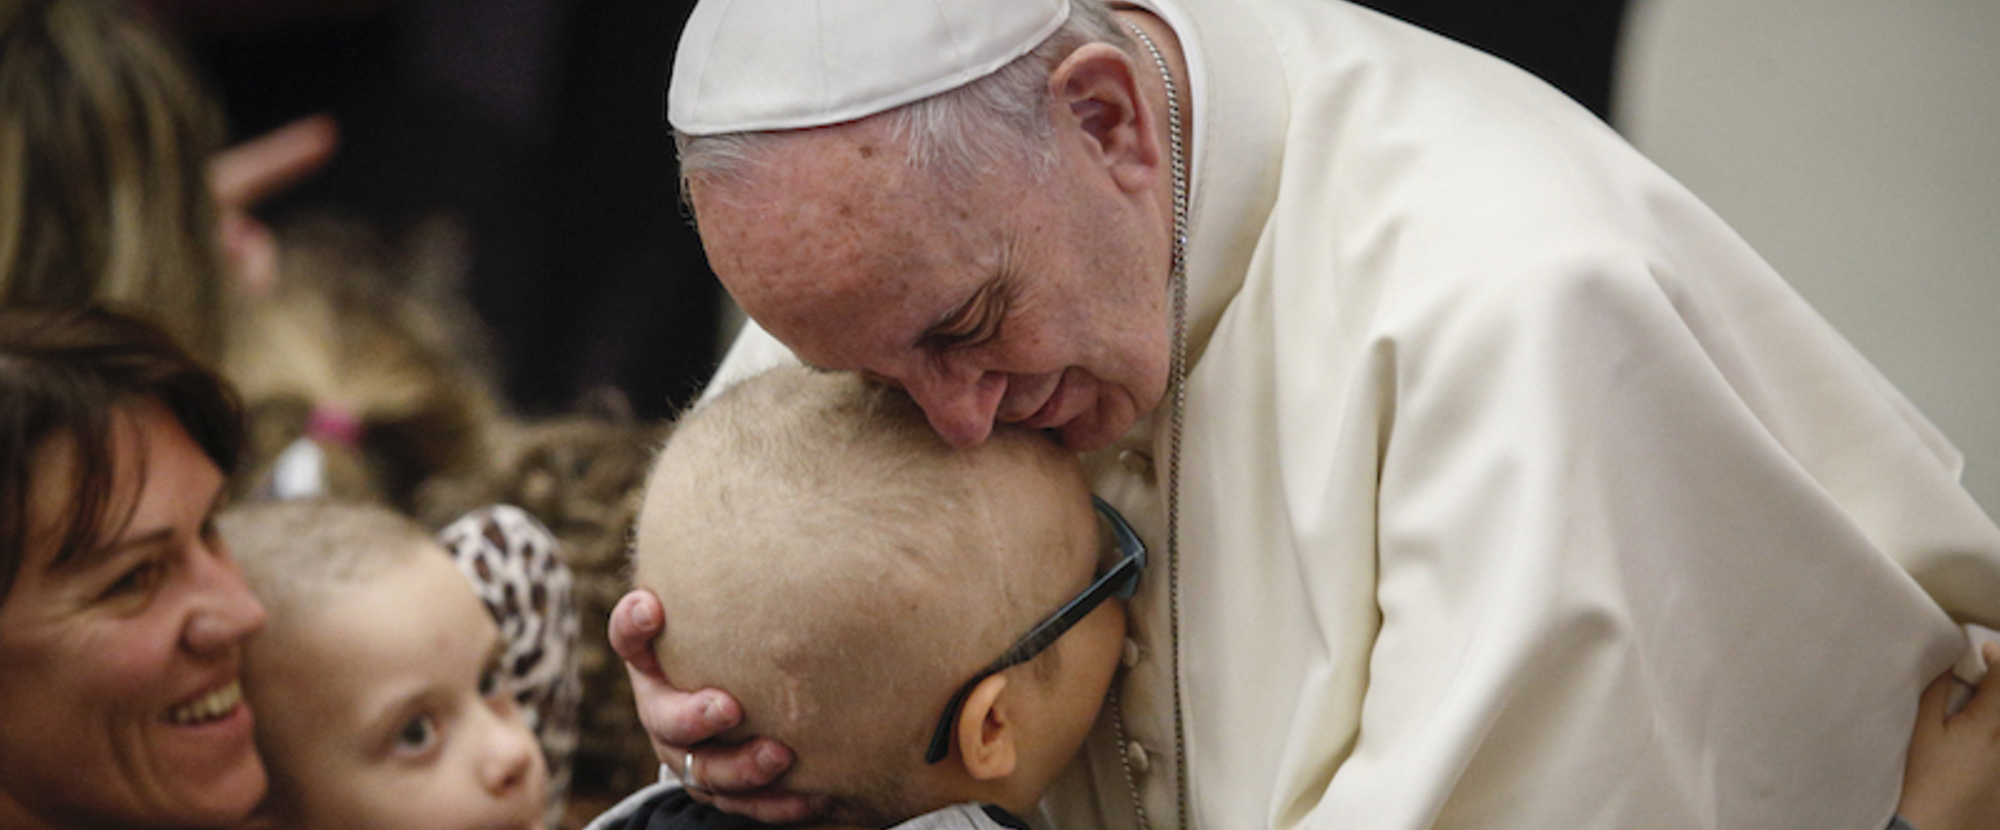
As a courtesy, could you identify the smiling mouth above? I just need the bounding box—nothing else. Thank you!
[166,680,243,725]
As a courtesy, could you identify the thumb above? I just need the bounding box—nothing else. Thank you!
[611,589,667,677]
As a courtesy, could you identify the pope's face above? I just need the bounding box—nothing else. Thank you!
[693,121,1171,451]
[0,402,269,828]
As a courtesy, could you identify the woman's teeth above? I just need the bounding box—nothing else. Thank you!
[167,680,242,725]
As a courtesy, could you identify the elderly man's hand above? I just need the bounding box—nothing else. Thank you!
[610,590,816,823]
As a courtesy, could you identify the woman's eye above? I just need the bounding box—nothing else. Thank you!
[394,714,439,754]
[104,560,164,599]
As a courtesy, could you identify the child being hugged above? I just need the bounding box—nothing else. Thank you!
[596,365,1137,830]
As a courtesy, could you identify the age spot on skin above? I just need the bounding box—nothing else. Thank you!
[858,144,876,159]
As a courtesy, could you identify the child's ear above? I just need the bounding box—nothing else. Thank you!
[955,673,1018,781]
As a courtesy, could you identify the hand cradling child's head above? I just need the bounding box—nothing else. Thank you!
[632,365,1132,824]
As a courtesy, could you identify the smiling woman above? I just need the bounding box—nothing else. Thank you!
[0,305,269,830]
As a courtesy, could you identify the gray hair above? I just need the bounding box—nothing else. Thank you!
[674,0,1131,190]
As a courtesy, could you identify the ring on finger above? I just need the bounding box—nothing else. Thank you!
[685,749,711,796]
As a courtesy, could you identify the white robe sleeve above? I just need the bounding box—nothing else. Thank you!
[1147,4,2000,821]
[1298,256,1979,829]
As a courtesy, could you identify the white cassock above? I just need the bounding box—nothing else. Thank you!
[705,0,2000,828]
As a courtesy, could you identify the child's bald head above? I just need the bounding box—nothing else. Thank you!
[632,366,1097,822]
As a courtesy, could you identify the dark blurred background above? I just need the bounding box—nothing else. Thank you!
[144,0,1630,421]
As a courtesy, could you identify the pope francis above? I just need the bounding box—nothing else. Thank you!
[609,0,2000,828]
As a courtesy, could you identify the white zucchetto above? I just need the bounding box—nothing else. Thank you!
[668,0,1071,135]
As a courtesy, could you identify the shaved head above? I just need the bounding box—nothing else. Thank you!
[632,365,1095,818]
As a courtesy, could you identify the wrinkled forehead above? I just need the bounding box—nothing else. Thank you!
[691,132,1006,364]
[687,123,915,239]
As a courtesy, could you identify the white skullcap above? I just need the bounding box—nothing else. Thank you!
[669,0,1071,135]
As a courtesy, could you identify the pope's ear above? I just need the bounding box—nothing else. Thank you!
[955,673,1018,781]
[1046,43,1161,193]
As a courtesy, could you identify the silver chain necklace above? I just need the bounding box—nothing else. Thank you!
[1120,19,1190,830]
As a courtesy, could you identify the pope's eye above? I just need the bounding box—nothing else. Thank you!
[926,313,987,350]
[924,281,1009,352]
[939,306,988,339]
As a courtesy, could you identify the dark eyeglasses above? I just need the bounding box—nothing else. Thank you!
[923,495,1148,763]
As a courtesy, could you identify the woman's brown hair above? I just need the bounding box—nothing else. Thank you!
[0,305,243,602]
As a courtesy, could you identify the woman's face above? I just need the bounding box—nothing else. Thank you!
[0,401,268,828]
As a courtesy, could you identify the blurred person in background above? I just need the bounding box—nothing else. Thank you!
[0,0,339,357]
[0,0,234,361]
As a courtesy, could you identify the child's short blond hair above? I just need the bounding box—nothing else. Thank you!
[221,500,438,621]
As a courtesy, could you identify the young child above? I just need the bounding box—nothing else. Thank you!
[599,366,2000,830]
[220,500,551,830]
[223,214,501,511]
[437,503,586,829]
[600,364,1129,830]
